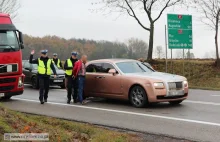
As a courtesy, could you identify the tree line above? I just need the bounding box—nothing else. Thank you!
[22,35,149,61]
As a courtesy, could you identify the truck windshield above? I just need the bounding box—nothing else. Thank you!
[0,30,19,52]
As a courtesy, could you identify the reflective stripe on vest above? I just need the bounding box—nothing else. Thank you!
[65,59,73,75]
[38,58,52,75]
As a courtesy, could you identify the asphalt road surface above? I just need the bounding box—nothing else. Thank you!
[2,85,220,142]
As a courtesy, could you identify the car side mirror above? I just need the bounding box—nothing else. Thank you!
[24,67,30,71]
[108,69,117,75]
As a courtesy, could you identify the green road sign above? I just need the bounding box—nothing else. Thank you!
[167,14,193,49]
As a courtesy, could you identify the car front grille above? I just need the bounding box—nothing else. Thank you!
[51,75,65,79]
[0,85,14,91]
[0,64,18,74]
[0,78,16,84]
[168,82,183,90]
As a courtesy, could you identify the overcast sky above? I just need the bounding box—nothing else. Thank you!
[15,0,216,58]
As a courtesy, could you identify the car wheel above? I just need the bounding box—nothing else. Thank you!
[129,86,148,108]
[169,100,183,105]
[31,76,39,89]
[60,84,65,89]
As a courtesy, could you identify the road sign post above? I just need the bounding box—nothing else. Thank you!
[165,25,168,73]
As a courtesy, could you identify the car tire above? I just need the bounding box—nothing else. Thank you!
[31,76,39,89]
[169,100,183,105]
[129,86,148,108]
[60,84,65,89]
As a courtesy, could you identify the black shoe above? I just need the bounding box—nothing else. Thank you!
[73,100,77,103]
[40,101,44,104]
[67,100,70,104]
[44,99,47,102]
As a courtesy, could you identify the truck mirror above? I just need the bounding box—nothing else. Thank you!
[18,31,24,49]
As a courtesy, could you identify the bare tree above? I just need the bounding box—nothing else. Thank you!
[0,0,20,19]
[193,0,220,66]
[127,38,148,59]
[94,0,183,60]
[156,46,163,59]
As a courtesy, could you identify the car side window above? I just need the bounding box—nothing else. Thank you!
[86,63,103,73]
[102,63,115,73]
[23,62,31,69]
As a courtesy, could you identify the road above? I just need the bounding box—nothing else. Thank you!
[2,85,220,142]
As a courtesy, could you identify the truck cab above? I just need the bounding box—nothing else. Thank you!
[0,13,24,99]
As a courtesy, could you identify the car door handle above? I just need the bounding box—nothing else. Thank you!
[95,76,102,79]
[95,76,105,79]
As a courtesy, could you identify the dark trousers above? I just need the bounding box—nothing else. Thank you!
[39,76,50,101]
[66,76,78,101]
[78,76,85,103]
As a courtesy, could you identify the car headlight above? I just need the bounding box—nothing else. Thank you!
[183,81,188,87]
[154,82,164,89]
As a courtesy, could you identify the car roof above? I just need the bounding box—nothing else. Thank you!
[88,59,138,64]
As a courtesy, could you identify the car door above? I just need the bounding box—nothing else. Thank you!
[85,63,104,96]
[23,62,32,83]
[97,63,123,97]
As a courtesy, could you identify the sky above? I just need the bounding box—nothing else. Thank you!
[15,0,216,58]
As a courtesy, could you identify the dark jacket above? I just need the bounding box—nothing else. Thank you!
[52,58,63,68]
[29,55,57,77]
[64,57,78,76]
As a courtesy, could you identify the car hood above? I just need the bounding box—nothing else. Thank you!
[126,72,186,82]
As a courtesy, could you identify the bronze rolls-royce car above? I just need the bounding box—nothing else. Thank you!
[22,60,65,89]
[84,59,188,108]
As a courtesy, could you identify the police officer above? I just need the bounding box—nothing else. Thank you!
[52,53,62,69]
[29,49,57,104]
[64,51,78,104]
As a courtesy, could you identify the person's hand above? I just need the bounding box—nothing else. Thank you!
[72,75,75,79]
[31,50,35,55]
[54,75,57,78]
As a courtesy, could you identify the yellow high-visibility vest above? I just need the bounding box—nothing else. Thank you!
[52,59,61,68]
[38,58,52,75]
[65,59,73,76]
[57,59,61,68]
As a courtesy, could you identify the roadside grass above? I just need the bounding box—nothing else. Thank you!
[0,105,140,142]
[149,59,220,89]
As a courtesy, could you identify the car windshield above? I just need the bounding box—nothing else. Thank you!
[116,61,154,74]
[32,63,59,70]
[0,31,19,52]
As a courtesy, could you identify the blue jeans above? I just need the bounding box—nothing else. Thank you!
[78,76,85,103]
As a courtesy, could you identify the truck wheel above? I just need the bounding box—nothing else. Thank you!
[3,96,11,100]
[169,100,183,105]
[129,85,148,108]
[31,76,39,89]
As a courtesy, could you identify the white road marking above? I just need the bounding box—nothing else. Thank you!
[13,97,220,127]
[185,100,220,106]
[211,95,220,97]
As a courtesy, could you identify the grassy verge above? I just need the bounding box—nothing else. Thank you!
[149,59,220,90]
[0,105,140,142]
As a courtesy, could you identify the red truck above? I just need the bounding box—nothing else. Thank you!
[0,13,24,99]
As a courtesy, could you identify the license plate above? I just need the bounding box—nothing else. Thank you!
[54,80,63,83]
[0,93,5,97]
[168,90,184,96]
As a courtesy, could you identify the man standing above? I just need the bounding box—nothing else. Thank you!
[52,53,63,69]
[64,51,78,104]
[73,55,87,105]
[29,50,57,104]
